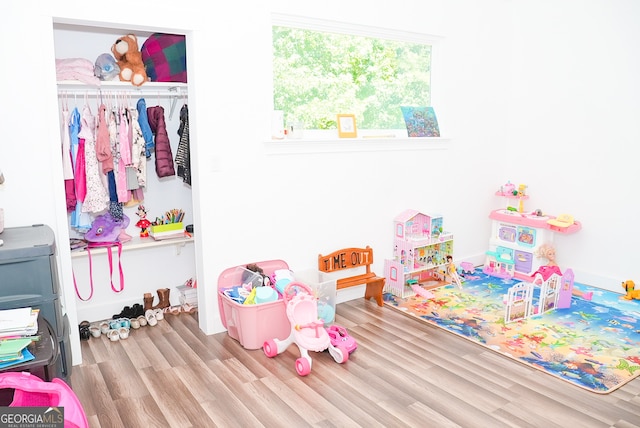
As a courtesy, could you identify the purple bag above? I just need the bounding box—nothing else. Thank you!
[75,213,130,300]
[85,212,129,243]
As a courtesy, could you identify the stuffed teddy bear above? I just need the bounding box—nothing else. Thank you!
[111,34,148,86]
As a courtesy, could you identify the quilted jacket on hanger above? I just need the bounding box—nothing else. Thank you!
[146,105,176,178]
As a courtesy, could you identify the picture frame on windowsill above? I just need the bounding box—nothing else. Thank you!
[337,114,357,138]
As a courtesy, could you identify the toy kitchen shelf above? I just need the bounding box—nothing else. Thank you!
[484,182,582,281]
[70,235,193,258]
[488,209,582,234]
[492,185,582,234]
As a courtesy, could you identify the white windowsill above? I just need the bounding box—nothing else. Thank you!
[264,137,450,155]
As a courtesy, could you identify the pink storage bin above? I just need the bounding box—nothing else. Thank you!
[217,260,291,350]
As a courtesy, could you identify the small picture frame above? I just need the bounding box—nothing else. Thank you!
[337,114,357,138]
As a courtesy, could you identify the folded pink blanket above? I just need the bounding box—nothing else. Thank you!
[56,58,101,86]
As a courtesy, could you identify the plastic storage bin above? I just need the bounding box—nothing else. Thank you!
[0,225,71,383]
[293,269,337,324]
[217,260,291,350]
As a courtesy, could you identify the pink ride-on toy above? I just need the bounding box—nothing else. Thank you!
[263,282,349,376]
[326,324,357,354]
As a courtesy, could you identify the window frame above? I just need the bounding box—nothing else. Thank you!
[267,13,448,153]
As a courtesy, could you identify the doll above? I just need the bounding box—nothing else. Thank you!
[446,255,462,288]
[535,244,592,300]
[535,244,557,266]
[135,205,151,237]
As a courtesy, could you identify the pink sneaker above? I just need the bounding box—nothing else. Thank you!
[326,325,357,354]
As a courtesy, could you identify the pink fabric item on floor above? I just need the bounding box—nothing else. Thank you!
[0,372,89,428]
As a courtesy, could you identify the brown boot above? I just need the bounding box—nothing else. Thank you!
[152,288,171,310]
[143,293,155,312]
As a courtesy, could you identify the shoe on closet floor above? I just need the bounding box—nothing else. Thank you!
[132,303,144,318]
[181,303,197,314]
[137,315,148,327]
[112,305,135,319]
[163,305,181,316]
[78,321,90,341]
[145,309,158,327]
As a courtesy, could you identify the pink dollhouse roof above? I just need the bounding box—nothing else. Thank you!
[394,209,421,223]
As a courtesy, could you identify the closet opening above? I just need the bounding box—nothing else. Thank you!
[52,18,202,364]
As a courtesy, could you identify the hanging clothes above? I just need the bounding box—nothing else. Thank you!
[81,104,109,214]
[75,136,87,203]
[61,102,76,212]
[175,104,191,186]
[74,92,88,204]
[69,106,92,232]
[137,98,154,158]
[107,170,124,221]
[116,106,130,203]
[96,103,114,174]
[147,105,176,178]
[124,103,139,193]
[129,106,147,189]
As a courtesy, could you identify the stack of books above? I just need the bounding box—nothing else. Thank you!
[176,279,198,307]
[0,307,40,369]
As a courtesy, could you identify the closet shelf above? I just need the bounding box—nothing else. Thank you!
[57,80,187,95]
[70,235,194,259]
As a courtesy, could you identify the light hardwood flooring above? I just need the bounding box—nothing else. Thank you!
[70,299,640,428]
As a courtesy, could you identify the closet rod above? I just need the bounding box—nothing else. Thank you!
[57,86,186,119]
[56,90,185,98]
[57,81,187,95]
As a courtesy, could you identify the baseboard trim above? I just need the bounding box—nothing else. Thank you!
[337,254,626,302]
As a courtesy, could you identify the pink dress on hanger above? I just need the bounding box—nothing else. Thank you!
[75,136,87,203]
[81,104,109,213]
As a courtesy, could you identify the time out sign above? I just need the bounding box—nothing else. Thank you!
[318,247,373,272]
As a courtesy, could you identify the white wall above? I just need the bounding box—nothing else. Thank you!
[507,0,640,288]
[1,0,637,365]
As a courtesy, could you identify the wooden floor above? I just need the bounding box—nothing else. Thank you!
[70,299,640,428]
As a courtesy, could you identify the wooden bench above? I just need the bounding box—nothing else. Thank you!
[318,246,385,306]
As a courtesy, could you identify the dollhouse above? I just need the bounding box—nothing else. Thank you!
[483,182,581,281]
[384,209,454,298]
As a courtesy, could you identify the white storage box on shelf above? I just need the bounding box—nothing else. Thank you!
[176,283,197,307]
[293,269,337,325]
[217,260,291,350]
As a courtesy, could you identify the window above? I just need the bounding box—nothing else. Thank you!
[272,15,437,133]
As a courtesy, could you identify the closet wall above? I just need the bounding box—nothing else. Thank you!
[54,24,197,322]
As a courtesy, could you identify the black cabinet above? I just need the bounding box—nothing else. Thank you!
[0,224,71,383]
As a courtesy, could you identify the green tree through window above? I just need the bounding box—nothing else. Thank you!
[273,25,432,131]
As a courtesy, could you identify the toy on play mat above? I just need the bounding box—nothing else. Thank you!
[622,280,640,301]
[263,281,350,376]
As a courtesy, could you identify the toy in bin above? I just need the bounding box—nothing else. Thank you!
[217,260,291,350]
[263,281,350,376]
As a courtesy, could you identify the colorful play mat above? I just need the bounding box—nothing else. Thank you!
[384,269,640,394]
